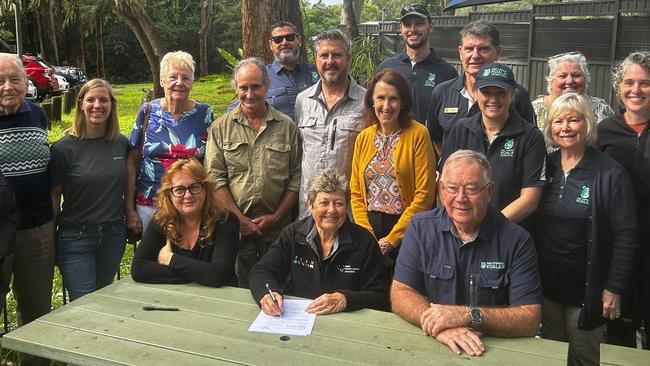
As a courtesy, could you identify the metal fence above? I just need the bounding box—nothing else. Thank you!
[359,0,650,106]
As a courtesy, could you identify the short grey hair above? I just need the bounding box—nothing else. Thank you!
[306,169,348,204]
[459,20,501,47]
[160,51,195,81]
[543,93,597,148]
[442,150,492,184]
[0,53,27,82]
[314,28,351,56]
[546,52,590,94]
[612,51,650,103]
[230,57,269,89]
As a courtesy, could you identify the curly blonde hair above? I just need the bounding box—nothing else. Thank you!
[153,159,227,247]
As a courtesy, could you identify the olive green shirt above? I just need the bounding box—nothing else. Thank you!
[205,104,301,236]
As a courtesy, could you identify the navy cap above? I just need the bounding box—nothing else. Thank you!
[475,63,516,91]
[400,4,430,22]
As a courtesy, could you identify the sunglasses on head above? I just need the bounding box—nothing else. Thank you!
[270,33,298,44]
[548,51,583,61]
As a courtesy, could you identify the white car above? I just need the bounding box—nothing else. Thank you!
[26,79,38,100]
[55,75,69,91]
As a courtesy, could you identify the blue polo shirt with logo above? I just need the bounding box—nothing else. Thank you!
[374,49,457,124]
[426,75,536,146]
[439,111,546,212]
[394,206,542,306]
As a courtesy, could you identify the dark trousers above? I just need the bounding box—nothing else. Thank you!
[367,211,401,270]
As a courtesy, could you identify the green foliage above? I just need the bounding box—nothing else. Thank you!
[302,0,340,41]
[217,47,240,70]
[349,34,387,86]
[360,0,381,22]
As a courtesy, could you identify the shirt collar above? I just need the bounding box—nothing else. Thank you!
[309,76,361,102]
[269,60,305,74]
[441,206,495,246]
[233,103,279,126]
[399,48,439,65]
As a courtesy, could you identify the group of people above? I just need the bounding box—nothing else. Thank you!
[0,3,648,366]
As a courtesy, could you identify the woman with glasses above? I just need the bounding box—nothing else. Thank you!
[535,93,637,365]
[532,51,614,133]
[50,79,128,301]
[440,63,546,226]
[131,159,238,287]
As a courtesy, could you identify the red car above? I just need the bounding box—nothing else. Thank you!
[22,55,59,97]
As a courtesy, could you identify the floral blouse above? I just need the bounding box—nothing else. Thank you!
[129,98,214,206]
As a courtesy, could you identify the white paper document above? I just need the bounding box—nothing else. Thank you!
[248,299,316,336]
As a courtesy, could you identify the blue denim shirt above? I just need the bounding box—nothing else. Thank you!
[228,60,319,121]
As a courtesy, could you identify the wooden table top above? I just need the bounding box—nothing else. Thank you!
[3,277,569,366]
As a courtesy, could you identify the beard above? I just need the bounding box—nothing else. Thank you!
[321,67,345,86]
[275,46,300,65]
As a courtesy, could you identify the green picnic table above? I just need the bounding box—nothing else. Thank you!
[3,276,569,365]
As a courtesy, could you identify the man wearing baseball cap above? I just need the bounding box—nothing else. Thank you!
[374,4,457,125]
[439,63,546,227]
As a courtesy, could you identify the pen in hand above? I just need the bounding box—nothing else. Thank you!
[265,283,283,319]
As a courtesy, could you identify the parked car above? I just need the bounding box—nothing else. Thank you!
[26,79,38,101]
[22,54,59,97]
[55,75,69,91]
[54,65,87,87]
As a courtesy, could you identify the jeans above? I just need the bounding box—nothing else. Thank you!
[57,222,126,301]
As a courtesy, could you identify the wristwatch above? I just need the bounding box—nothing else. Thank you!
[469,307,483,326]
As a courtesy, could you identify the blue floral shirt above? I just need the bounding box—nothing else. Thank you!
[129,99,213,205]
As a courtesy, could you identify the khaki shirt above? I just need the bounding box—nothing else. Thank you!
[205,104,301,233]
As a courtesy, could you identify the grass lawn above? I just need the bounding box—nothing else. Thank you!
[0,74,236,364]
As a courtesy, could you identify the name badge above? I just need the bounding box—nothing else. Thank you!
[443,107,459,114]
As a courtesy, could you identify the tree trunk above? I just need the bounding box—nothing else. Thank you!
[62,0,85,70]
[198,0,215,78]
[95,13,106,79]
[36,0,58,63]
[340,0,359,40]
[113,0,167,98]
[241,0,304,63]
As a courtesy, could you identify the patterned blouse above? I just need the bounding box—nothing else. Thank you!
[365,130,404,215]
[129,99,214,206]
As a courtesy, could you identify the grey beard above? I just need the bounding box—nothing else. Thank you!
[275,48,300,65]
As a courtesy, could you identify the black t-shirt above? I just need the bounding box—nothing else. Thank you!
[49,134,129,226]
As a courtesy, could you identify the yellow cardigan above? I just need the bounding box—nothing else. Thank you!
[350,121,436,247]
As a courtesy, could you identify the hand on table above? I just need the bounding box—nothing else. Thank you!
[157,239,174,266]
[602,289,621,320]
[305,292,347,315]
[260,292,284,316]
[420,303,470,337]
[435,327,484,356]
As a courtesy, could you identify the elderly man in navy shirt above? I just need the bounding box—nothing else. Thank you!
[391,150,542,357]
[229,21,318,121]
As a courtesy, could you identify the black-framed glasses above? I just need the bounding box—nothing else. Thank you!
[400,4,428,17]
[270,33,298,44]
[442,182,491,197]
[169,182,204,197]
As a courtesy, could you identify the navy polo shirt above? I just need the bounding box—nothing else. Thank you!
[228,60,318,121]
[536,148,596,305]
[440,111,546,212]
[374,49,457,124]
[395,207,542,307]
[426,75,536,145]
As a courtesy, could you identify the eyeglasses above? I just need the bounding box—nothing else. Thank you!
[548,51,583,61]
[442,182,491,197]
[401,4,428,16]
[169,182,204,197]
[270,33,298,44]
